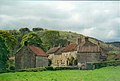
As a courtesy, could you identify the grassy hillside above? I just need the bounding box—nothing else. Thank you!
[9,28,120,53]
[58,30,120,52]
[0,66,120,81]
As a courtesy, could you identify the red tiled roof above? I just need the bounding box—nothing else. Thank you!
[46,47,60,54]
[28,45,48,57]
[62,43,77,52]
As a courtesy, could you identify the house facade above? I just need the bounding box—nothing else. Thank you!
[47,43,77,66]
[15,45,48,69]
[77,37,107,69]
[47,37,107,68]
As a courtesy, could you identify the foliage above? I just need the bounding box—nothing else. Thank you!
[0,30,17,51]
[19,28,30,33]
[17,67,46,72]
[20,32,45,50]
[82,60,120,70]
[0,30,17,71]
[41,30,60,50]
[32,28,44,31]
[0,37,9,71]
[56,38,69,47]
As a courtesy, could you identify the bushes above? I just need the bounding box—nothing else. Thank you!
[93,60,120,69]
[53,66,78,70]
[45,66,54,70]
[15,66,78,72]
[17,67,46,72]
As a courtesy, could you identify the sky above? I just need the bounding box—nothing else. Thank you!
[0,1,120,42]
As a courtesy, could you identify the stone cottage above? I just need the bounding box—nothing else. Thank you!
[15,45,48,69]
[61,43,78,66]
[47,47,64,66]
[47,43,77,66]
[77,37,107,69]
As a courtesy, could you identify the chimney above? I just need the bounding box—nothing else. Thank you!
[85,37,89,42]
[77,38,82,45]
[98,41,100,46]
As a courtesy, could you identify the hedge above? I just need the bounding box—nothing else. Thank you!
[92,60,120,69]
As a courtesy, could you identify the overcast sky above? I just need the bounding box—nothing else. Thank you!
[0,1,120,42]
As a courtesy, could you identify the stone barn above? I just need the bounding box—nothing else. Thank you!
[15,45,48,69]
[77,37,107,69]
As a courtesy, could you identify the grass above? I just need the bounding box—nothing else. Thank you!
[0,66,120,81]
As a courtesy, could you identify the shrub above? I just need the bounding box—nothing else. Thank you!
[45,66,54,70]
[93,60,120,69]
[17,67,46,72]
[9,65,15,70]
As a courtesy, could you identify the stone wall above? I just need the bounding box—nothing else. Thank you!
[36,56,48,67]
[49,51,77,66]
[15,46,36,69]
[77,52,101,63]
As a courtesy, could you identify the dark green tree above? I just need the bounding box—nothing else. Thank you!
[21,32,45,50]
[41,30,60,50]
[32,27,44,32]
[0,30,17,71]
[19,28,30,33]
[56,39,69,47]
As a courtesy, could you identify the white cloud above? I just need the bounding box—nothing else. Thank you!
[0,1,119,42]
[81,27,96,36]
[56,2,75,11]
[107,30,116,38]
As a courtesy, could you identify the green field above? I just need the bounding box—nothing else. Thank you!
[0,66,120,81]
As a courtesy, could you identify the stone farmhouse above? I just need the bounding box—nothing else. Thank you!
[77,37,107,68]
[47,43,77,66]
[47,37,107,68]
[15,45,48,69]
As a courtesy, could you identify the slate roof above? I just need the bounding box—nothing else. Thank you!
[46,47,60,54]
[78,38,100,53]
[55,47,65,54]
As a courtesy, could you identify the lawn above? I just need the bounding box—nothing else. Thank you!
[0,66,120,81]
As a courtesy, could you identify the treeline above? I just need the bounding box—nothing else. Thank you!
[9,27,70,52]
[0,27,70,71]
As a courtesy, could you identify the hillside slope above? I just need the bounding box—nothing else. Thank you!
[8,28,120,53]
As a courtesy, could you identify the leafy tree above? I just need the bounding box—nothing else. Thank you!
[41,30,60,50]
[56,39,69,47]
[0,37,9,71]
[0,30,17,71]
[21,32,45,50]
[19,28,30,33]
[32,27,44,32]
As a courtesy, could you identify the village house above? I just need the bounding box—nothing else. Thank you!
[77,37,107,69]
[61,43,78,66]
[47,47,64,66]
[47,43,77,66]
[47,37,107,68]
[15,45,48,69]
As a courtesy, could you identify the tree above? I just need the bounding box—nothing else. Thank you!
[56,39,69,47]
[0,37,9,71]
[0,30,17,71]
[21,32,44,50]
[19,28,30,33]
[32,27,44,32]
[41,30,60,50]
